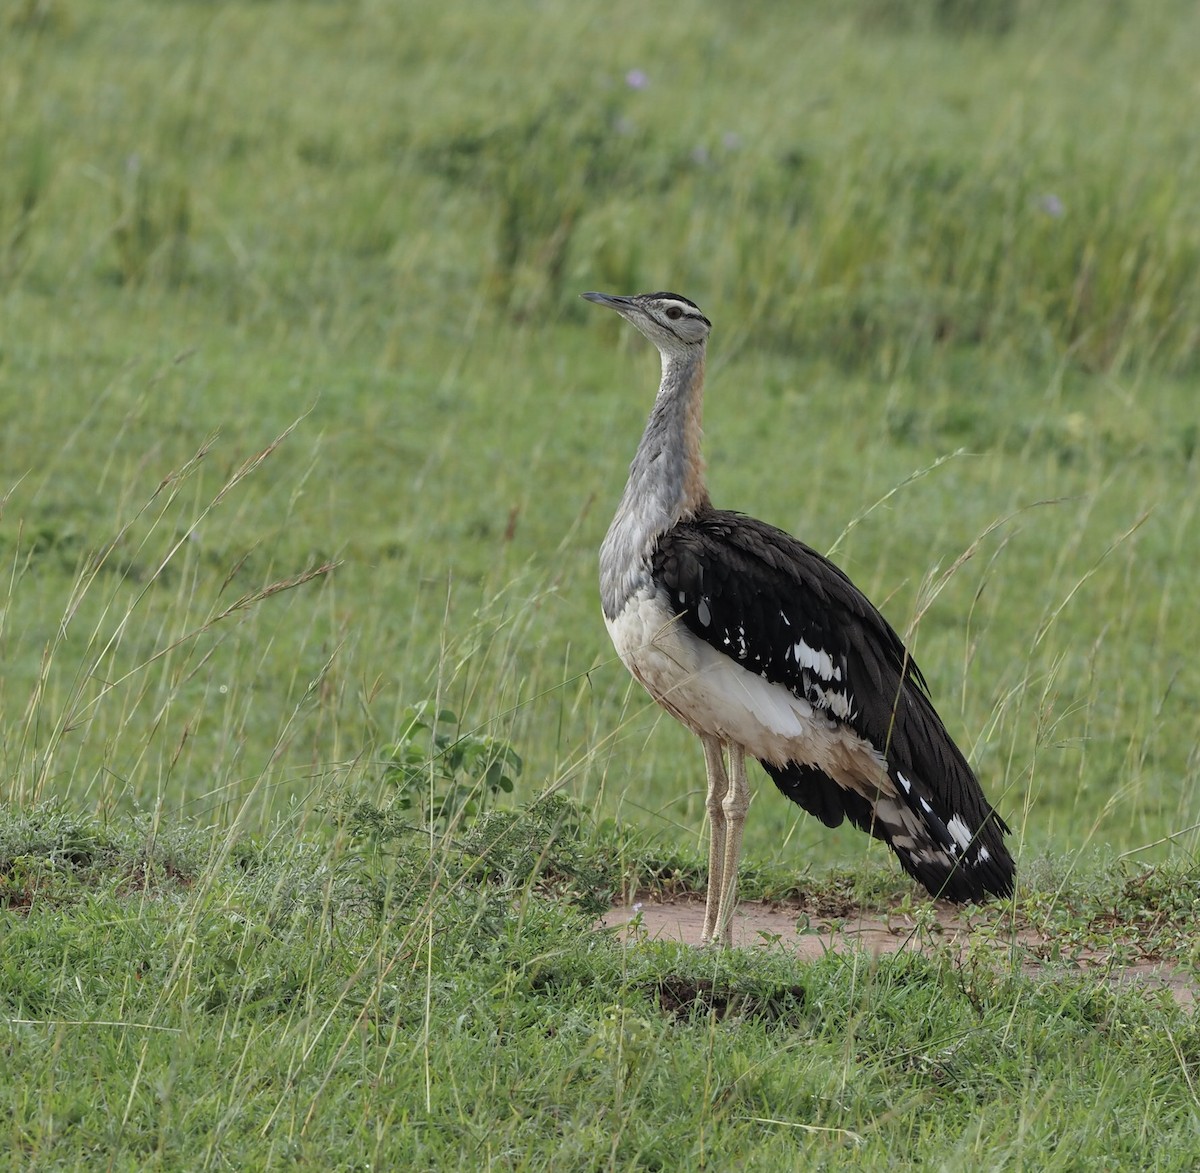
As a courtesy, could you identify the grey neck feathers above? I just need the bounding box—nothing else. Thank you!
[600,348,710,619]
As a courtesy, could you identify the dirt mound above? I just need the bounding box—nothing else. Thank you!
[601,896,1196,1008]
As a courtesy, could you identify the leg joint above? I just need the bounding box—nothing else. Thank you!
[722,789,750,819]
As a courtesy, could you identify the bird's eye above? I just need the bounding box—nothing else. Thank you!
[665,306,683,320]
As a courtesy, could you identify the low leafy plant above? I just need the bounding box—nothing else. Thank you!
[379,703,523,830]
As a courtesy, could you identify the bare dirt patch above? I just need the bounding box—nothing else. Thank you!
[601,896,1197,1008]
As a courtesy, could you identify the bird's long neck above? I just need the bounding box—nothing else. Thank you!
[600,347,710,619]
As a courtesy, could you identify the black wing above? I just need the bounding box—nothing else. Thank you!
[652,507,1013,901]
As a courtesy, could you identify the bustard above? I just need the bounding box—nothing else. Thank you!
[585,290,1014,946]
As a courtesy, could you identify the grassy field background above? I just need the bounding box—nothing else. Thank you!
[3,0,1200,1166]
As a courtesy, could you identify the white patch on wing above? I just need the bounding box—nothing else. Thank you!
[896,772,912,794]
[815,682,855,720]
[793,640,841,682]
[697,598,711,626]
[605,586,890,794]
[947,815,974,852]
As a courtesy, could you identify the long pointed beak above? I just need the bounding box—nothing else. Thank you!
[581,291,636,311]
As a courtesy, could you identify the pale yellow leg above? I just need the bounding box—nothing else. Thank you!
[713,744,751,947]
[699,735,729,945]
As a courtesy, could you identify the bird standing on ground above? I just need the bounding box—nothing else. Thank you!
[584,290,1014,946]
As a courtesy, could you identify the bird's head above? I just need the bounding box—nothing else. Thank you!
[582,291,711,359]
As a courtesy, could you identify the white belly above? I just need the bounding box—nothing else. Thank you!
[605,586,890,791]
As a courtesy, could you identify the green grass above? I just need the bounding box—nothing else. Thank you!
[2,0,1200,1165]
[3,803,1200,1168]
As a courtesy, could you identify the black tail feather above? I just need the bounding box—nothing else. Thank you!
[763,759,1015,903]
